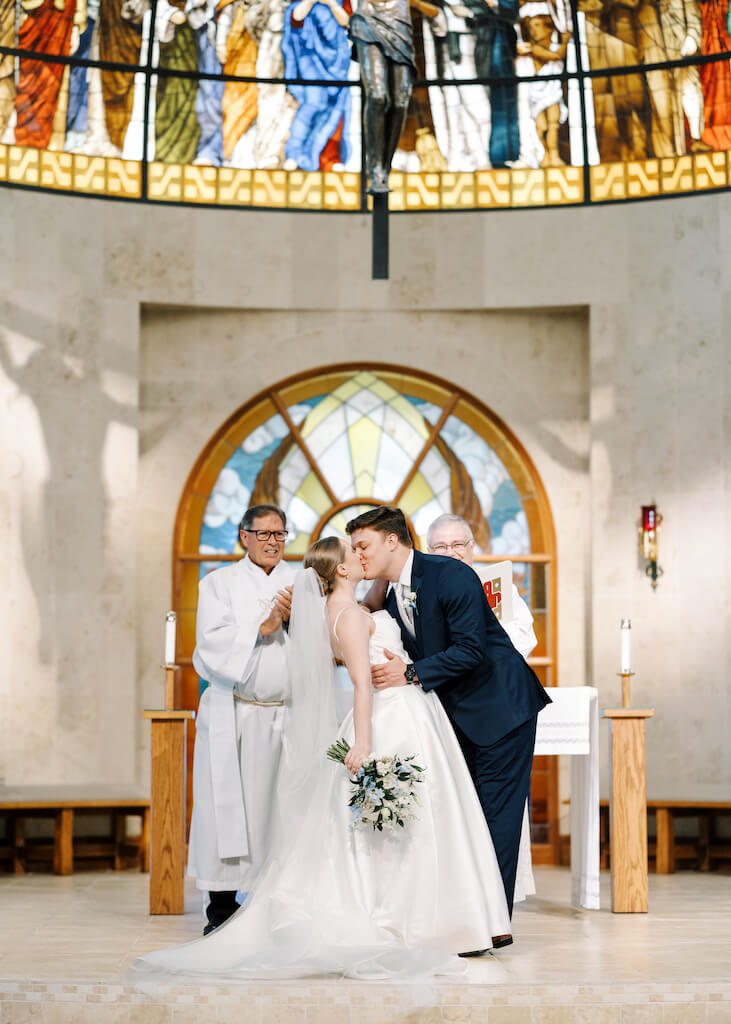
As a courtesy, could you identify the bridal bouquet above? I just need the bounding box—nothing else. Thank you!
[326,739,424,833]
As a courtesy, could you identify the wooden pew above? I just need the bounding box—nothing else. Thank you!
[0,785,150,876]
[599,799,731,873]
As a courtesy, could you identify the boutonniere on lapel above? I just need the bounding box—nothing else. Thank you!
[405,588,419,616]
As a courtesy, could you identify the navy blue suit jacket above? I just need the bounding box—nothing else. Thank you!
[385,550,551,747]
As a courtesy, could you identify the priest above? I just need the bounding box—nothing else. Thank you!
[188,504,295,934]
[426,513,537,659]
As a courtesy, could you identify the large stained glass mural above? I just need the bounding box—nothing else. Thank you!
[1,0,730,209]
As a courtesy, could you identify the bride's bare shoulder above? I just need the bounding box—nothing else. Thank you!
[328,602,374,636]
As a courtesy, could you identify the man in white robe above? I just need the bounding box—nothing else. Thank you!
[188,504,295,934]
[426,513,537,659]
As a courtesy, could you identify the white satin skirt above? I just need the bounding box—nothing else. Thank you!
[136,685,511,980]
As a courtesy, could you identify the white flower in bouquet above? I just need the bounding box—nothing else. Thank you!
[326,739,425,833]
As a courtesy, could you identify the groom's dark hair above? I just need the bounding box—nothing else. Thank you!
[345,506,412,547]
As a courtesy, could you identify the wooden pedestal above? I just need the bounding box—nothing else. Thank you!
[603,708,654,913]
[143,710,195,915]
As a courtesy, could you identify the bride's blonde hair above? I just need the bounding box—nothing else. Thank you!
[303,536,346,596]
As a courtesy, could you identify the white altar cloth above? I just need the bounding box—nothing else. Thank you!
[535,686,600,910]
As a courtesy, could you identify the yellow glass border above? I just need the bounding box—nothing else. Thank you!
[3,150,727,209]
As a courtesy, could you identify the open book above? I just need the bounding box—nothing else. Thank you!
[474,560,513,624]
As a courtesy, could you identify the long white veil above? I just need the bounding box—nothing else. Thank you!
[268,567,338,853]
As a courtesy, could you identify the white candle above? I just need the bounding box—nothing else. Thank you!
[165,611,177,666]
[620,618,631,673]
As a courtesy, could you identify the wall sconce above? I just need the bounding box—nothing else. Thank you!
[640,504,663,589]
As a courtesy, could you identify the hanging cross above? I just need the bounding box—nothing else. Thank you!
[371,193,389,280]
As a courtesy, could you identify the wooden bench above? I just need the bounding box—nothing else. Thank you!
[0,785,150,876]
[599,799,731,874]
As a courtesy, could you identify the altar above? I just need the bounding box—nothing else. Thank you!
[535,686,600,910]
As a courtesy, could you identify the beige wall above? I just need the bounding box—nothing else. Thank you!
[0,188,728,805]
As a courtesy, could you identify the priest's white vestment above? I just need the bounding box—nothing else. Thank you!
[502,586,538,661]
[187,555,296,892]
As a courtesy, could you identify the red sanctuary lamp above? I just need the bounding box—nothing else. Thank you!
[640,504,663,589]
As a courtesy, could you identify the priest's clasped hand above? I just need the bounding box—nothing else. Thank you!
[371,649,408,689]
[259,586,293,637]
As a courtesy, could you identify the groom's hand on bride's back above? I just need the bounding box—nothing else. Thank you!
[372,650,408,689]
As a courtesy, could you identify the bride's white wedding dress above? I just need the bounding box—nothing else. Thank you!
[135,586,510,980]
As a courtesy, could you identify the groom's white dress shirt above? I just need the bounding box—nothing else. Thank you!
[393,549,416,637]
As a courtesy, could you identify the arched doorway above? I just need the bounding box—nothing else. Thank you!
[173,365,559,861]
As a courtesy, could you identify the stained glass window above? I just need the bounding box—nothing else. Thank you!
[2,0,730,209]
[199,369,532,565]
[181,365,552,651]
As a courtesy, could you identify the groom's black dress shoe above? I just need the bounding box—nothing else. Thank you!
[457,934,513,956]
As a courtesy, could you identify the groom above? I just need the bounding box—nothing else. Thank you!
[347,506,550,939]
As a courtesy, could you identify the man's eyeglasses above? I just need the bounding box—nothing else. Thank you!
[243,529,288,543]
[429,539,473,554]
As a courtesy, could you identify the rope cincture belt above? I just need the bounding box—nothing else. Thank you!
[234,695,286,707]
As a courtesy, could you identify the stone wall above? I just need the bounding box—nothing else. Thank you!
[0,188,728,804]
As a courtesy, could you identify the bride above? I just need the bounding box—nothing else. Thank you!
[135,537,510,979]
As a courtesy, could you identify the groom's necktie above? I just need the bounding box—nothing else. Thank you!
[397,583,416,637]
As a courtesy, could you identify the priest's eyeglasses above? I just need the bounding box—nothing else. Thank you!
[429,539,473,554]
[244,529,288,542]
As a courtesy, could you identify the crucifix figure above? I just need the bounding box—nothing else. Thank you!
[349,0,439,193]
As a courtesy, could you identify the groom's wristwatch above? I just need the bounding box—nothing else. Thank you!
[404,664,418,685]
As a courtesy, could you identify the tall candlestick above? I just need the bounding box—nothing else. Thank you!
[620,619,631,673]
[165,611,177,666]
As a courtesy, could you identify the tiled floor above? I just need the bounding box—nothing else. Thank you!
[1,867,730,1022]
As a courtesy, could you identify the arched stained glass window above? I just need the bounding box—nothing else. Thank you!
[200,370,531,558]
[174,364,559,857]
